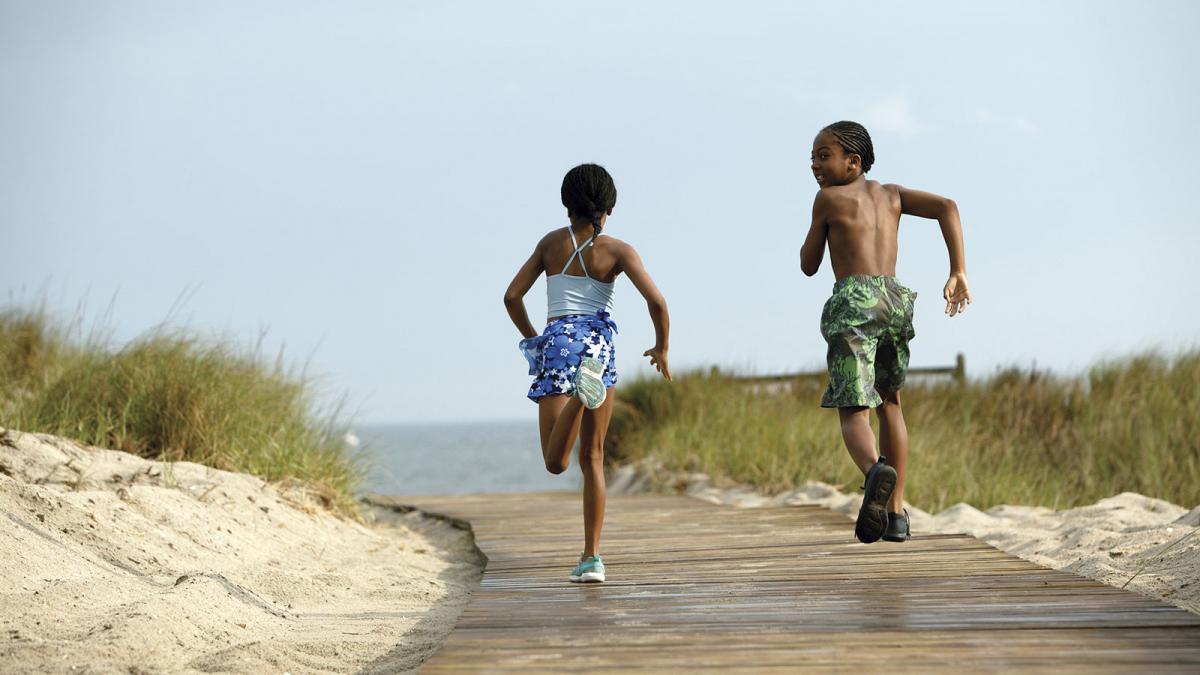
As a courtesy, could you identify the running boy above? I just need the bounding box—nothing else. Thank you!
[800,121,971,544]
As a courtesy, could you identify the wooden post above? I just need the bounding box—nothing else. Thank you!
[954,352,966,383]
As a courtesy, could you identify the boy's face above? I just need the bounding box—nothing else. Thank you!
[811,131,859,187]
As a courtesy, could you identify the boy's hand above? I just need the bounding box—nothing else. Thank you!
[943,272,972,317]
[643,346,671,381]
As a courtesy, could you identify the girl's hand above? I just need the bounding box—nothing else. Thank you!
[643,346,671,381]
[943,272,972,317]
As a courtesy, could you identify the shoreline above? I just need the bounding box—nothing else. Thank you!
[0,429,483,674]
[609,459,1200,615]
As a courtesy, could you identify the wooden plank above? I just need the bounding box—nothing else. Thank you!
[370,492,1200,672]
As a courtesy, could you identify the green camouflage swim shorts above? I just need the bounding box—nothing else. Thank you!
[820,275,917,408]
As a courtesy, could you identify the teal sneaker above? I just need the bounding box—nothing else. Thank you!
[574,357,607,410]
[568,554,605,583]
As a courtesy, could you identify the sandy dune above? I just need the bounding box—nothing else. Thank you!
[0,429,483,674]
[611,462,1200,614]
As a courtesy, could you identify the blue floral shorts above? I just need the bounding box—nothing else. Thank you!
[520,311,618,402]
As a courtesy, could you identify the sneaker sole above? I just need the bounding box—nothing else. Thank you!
[881,532,909,543]
[855,464,897,544]
[575,359,607,410]
[569,571,605,583]
[578,384,605,410]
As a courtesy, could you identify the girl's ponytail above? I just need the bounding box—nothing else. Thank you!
[561,164,617,246]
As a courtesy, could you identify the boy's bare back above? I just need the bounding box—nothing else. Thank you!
[816,180,901,279]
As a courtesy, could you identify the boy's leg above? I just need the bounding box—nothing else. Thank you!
[578,388,615,558]
[876,389,908,512]
[841,404,896,544]
[825,340,883,469]
[838,406,879,474]
[538,394,584,474]
[873,279,916,512]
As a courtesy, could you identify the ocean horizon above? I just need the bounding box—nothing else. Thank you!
[356,419,580,496]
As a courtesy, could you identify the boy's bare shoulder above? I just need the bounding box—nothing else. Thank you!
[821,179,895,196]
[811,186,837,210]
[814,181,901,222]
[876,181,903,208]
[813,184,856,211]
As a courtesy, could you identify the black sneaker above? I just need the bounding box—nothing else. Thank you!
[855,457,897,544]
[882,508,910,542]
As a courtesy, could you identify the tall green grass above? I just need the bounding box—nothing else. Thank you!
[607,351,1200,511]
[0,307,362,513]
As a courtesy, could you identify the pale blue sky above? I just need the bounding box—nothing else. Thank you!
[4,1,1198,424]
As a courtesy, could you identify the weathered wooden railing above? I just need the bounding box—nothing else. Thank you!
[725,352,966,386]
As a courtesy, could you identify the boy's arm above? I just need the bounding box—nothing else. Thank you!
[616,243,671,380]
[892,185,972,317]
[503,245,544,339]
[800,191,829,277]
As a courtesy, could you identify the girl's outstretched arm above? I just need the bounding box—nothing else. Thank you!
[504,245,544,339]
[617,243,671,380]
[893,185,972,317]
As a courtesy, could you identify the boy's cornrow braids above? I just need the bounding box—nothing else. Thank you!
[824,121,875,173]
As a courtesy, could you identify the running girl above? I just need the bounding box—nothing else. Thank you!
[504,163,671,583]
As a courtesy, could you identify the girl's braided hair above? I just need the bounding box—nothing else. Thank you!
[823,121,875,173]
[561,163,617,244]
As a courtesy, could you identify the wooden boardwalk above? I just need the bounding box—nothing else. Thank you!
[379,492,1200,673]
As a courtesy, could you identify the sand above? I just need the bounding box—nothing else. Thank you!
[610,461,1200,615]
[0,429,484,674]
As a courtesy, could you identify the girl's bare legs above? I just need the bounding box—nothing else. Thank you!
[536,389,615,559]
[578,388,614,558]
[838,406,879,475]
[538,394,585,474]
[876,389,908,512]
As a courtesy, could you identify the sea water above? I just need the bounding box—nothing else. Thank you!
[356,420,579,496]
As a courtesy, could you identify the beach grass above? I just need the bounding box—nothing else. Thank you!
[607,350,1200,511]
[0,306,362,513]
